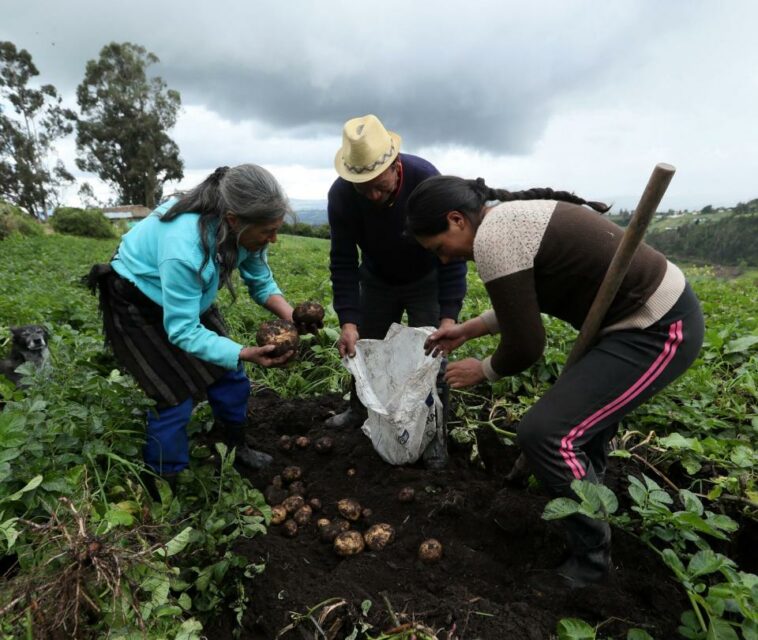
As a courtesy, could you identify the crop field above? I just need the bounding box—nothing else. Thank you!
[0,233,756,639]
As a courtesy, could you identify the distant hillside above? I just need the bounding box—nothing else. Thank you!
[290,199,327,226]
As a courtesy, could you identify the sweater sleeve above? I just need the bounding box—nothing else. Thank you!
[437,259,467,321]
[481,269,546,381]
[158,258,242,369]
[328,194,361,326]
[238,248,283,305]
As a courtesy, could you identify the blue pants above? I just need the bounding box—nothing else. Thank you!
[143,367,251,474]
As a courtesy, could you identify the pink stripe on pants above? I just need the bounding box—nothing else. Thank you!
[560,320,684,479]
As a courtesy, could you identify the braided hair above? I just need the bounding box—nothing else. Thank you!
[160,164,291,300]
[406,175,610,237]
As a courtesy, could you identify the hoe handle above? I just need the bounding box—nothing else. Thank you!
[563,162,676,372]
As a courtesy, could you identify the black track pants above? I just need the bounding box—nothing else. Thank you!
[517,282,704,498]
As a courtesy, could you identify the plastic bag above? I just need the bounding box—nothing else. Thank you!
[344,323,443,465]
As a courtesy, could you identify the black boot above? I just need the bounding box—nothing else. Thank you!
[325,377,367,428]
[556,514,612,588]
[222,424,273,471]
[141,471,178,502]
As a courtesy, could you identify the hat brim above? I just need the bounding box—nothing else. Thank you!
[334,131,402,183]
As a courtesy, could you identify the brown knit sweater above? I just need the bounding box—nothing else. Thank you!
[474,200,685,381]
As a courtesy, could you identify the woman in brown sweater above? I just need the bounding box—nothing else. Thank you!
[406,176,704,587]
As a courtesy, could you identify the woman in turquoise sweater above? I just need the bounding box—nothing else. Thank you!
[90,164,303,483]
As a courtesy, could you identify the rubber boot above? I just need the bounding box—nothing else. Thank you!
[556,514,612,588]
[141,471,177,502]
[325,377,367,428]
[222,424,273,471]
[422,357,449,470]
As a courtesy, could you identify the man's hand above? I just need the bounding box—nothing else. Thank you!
[239,344,295,368]
[425,322,468,356]
[338,323,359,358]
[444,358,486,389]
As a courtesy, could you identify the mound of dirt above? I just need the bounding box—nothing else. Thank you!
[216,390,686,639]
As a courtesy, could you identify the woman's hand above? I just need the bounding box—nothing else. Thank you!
[239,344,295,368]
[425,322,468,356]
[444,358,486,389]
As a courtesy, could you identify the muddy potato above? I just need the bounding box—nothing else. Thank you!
[295,435,311,449]
[270,505,287,525]
[288,481,307,496]
[418,538,443,563]
[333,530,365,557]
[397,487,415,503]
[346,467,357,478]
[282,495,305,514]
[293,504,313,526]
[255,319,299,356]
[271,475,283,489]
[292,301,325,328]
[277,435,293,451]
[361,508,373,520]
[243,506,262,517]
[316,517,331,530]
[337,498,362,521]
[320,519,350,543]
[364,523,396,552]
[281,519,298,537]
[309,497,322,512]
[281,466,302,483]
[314,436,334,454]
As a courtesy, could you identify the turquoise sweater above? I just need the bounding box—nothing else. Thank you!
[112,199,282,369]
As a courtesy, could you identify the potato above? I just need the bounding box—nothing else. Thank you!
[309,497,322,512]
[337,498,362,521]
[270,505,287,525]
[418,538,443,563]
[281,495,305,514]
[277,435,292,451]
[314,436,333,454]
[346,467,357,478]
[397,487,415,503]
[320,519,350,543]
[316,517,331,530]
[292,301,325,328]
[361,508,373,520]
[333,530,365,557]
[295,436,311,449]
[243,506,262,517]
[281,519,298,537]
[281,466,302,483]
[256,319,299,356]
[293,504,313,526]
[364,523,396,551]
[288,481,307,496]
[271,475,283,489]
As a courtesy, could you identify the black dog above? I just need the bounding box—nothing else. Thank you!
[0,325,51,385]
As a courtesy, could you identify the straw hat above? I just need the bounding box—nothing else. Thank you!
[334,114,402,183]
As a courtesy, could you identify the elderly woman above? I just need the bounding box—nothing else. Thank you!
[89,164,305,485]
[406,175,704,587]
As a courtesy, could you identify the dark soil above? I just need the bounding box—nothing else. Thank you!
[217,390,690,639]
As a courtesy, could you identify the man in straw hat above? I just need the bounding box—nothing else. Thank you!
[326,114,467,445]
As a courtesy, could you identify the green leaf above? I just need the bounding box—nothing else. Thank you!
[155,526,193,558]
[724,335,758,354]
[688,550,726,578]
[627,630,654,640]
[542,497,580,520]
[680,490,704,516]
[662,549,687,579]
[104,508,134,527]
[175,618,203,640]
[557,618,596,640]
[706,618,738,640]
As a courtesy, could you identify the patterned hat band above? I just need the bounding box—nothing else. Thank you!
[343,141,396,175]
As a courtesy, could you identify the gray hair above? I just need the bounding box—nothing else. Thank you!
[162,163,292,300]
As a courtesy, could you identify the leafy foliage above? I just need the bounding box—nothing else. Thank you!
[0,41,76,218]
[50,206,115,239]
[75,42,183,209]
[0,200,43,240]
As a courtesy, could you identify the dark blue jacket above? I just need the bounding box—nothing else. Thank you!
[328,153,467,326]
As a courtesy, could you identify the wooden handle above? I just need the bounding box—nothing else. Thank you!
[563,163,676,371]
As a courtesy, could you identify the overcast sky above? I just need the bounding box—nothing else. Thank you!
[2,0,757,210]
